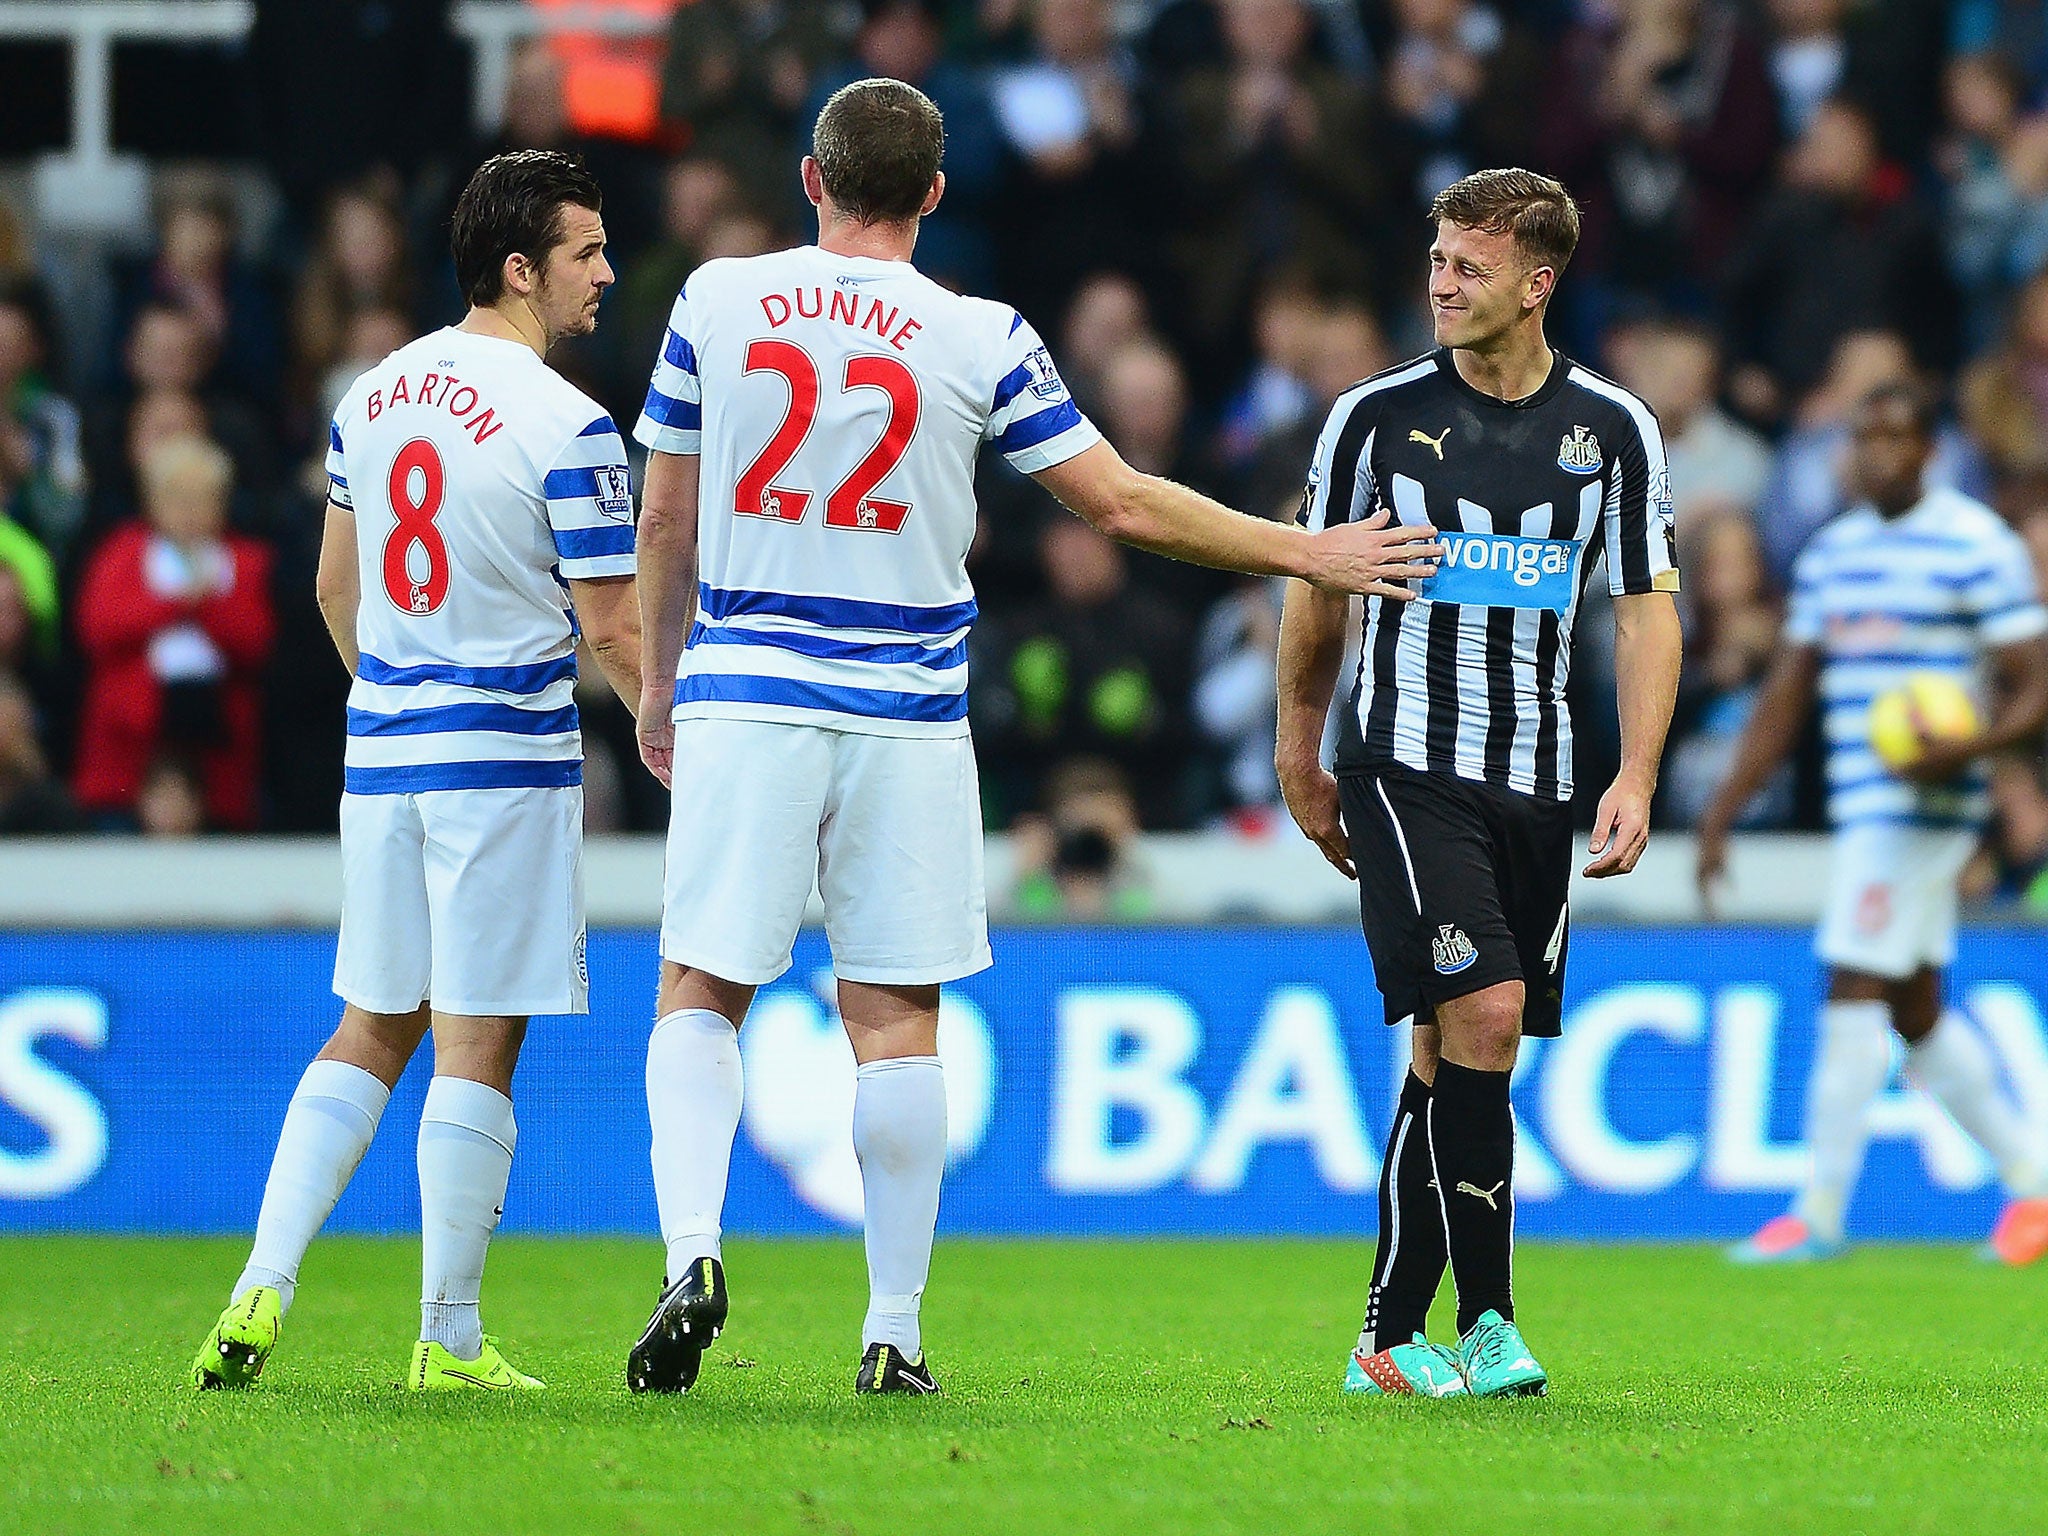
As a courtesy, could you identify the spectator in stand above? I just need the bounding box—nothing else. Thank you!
[1379,0,1543,222]
[660,0,856,197]
[1091,338,1230,608]
[1752,329,1988,570]
[1961,267,2048,481]
[0,670,82,835]
[0,282,86,562]
[1607,315,1772,520]
[1722,97,1959,421]
[809,1,1004,289]
[1663,510,1793,827]
[1541,0,1778,330]
[88,304,274,541]
[116,181,280,409]
[614,157,740,384]
[1007,757,1153,919]
[972,511,1193,829]
[1237,298,1391,520]
[1054,270,1154,417]
[1937,52,2048,354]
[1763,0,1850,139]
[987,0,1166,324]
[1214,273,1322,480]
[72,436,274,831]
[1170,0,1386,376]
[288,175,417,431]
[0,492,57,662]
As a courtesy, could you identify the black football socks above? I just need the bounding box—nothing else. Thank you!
[1360,1069,1449,1354]
[1427,1059,1516,1336]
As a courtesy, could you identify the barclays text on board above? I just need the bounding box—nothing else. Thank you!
[3,927,2045,1239]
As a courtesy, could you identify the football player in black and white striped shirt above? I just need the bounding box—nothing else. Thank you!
[1276,170,1683,1399]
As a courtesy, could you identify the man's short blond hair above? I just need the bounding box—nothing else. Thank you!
[1430,169,1582,275]
[141,433,233,500]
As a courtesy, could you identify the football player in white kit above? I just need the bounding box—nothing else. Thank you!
[625,79,1446,1395]
[191,152,645,1390]
[1698,384,2048,1266]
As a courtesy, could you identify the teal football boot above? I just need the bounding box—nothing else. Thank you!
[1456,1310,1547,1398]
[1345,1334,1469,1397]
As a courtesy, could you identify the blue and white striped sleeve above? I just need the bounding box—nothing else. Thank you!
[546,415,638,579]
[1783,541,1826,645]
[633,286,702,456]
[984,312,1101,474]
[325,419,352,509]
[1967,524,2048,646]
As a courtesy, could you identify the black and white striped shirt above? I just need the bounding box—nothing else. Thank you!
[1300,349,1678,801]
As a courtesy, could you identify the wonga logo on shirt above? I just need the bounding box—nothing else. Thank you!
[1418,533,1579,613]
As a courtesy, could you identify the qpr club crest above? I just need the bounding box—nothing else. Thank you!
[1557,425,1602,475]
[1432,924,1478,975]
[594,463,634,523]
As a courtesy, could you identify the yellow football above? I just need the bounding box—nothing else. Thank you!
[1867,672,1979,771]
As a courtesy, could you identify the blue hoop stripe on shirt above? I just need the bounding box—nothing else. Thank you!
[554,524,636,560]
[687,621,968,670]
[664,330,698,372]
[990,399,1083,457]
[577,415,618,438]
[697,583,975,636]
[356,652,576,693]
[640,389,702,430]
[347,702,579,737]
[543,465,607,499]
[343,758,583,794]
[674,672,969,722]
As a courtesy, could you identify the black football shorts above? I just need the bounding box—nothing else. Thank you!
[1338,765,1573,1037]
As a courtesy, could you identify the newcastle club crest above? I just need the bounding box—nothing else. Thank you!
[1557,425,1602,474]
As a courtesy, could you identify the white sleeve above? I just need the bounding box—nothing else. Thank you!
[634,285,702,456]
[983,312,1101,474]
[546,414,638,579]
[325,417,352,509]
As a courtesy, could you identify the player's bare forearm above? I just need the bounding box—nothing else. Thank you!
[636,452,701,692]
[1586,590,1682,877]
[1699,643,1819,837]
[1272,579,1356,878]
[633,452,700,788]
[1978,635,2048,754]
[313,500,360,675]
[1611,591,1683,797]
[566,575,644,709]
[1275,581,1348,772]
[1031,442,1439,597]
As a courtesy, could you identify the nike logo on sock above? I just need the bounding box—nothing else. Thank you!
[1456,1180,1505,1211]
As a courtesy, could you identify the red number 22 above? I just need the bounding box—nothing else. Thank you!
[734,340,921,532]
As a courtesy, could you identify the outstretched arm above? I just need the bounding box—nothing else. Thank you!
[635,450,701,788]
[1586,589,1683,878]
[1030,442,1441,597]
[1274,579,1356,877]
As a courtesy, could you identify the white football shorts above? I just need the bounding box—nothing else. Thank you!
[660,717,992,986]
[1815,820,1977,979]
[333,784,588,1017]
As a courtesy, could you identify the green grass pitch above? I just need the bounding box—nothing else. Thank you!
[3,1236,2044,1535]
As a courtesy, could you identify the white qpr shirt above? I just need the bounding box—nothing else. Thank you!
[1785,486,2048,830]
[326,326,637,794]
[634,245,1100,737]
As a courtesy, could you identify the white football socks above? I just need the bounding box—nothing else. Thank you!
[646,1008,744,1281]
[1907,1012,2048,1198]
[852,1055,946,1359]
[417,1075,516,1361]
[1794,1000,1894,1243]
[234,1059,391,1314]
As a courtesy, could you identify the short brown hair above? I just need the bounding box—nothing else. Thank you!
[812,78,945,224]
[1430,169,1581,276]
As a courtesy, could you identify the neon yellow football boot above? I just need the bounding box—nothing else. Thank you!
[191,1286,282,1389]
[407,1336,545,1391]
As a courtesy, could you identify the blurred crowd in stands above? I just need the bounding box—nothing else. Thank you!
[5,0,2048,908]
